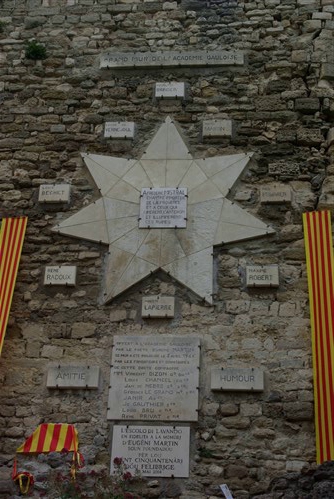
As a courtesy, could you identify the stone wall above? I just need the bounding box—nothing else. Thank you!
[0,0,334,497]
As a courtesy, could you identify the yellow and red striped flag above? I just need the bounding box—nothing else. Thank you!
[16,424,79,454]
[0,217,28,356]
[303,210,334,464]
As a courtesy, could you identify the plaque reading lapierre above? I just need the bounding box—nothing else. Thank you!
[108,335,200,421]
[111,425,190,477]
[142,295,175,318]
[139,188,187,228]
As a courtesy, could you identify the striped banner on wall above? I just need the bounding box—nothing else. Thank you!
[16,424,79,454]
[303,210,334,464]
[0,217,28,356]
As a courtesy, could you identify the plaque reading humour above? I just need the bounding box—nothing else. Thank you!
[104,122,135,139]
[44,266,76,286]
[100,50,244,69]
[139,188,187,228]
[38,184,70,203]
[155,82,185,99]
[47,366,100,389]
[211,368,264,391]
[246,265,279,287]
[142,295,175,318]
[108,335,200,421]
[111,425,190,477]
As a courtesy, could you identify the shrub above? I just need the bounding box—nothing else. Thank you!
[25,40,47,60]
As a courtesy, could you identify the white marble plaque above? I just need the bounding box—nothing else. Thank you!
[202,120,234,138]
[211,368,264,391]
[155,82,185,99]
[139,188,187,228]
[100,50,244,69]
[260,184,292,203]
[108,335,200,421]
[38,184,70,203]
[142,295,175,318]
[104,122,135,139]
[246,265,279,287]
[44,266,77,286]
[111,425,190,477]
[47,366,100,389]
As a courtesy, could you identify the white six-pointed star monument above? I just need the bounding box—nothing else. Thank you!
[53,117,274,304]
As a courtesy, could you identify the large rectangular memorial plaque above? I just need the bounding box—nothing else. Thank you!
[47,366,100,389]
[139,188,187,228]
[111,425,190,477]
[211,368,264,391]
[108,335,200,421]
[101,50,244,69]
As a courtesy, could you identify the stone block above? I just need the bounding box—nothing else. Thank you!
[321,63,334,80]
[71,322,96,338]
[296,128,323,146]
[295,97,320,113]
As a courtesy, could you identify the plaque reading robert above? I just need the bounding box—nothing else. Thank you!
[139,188,187,228]
[108,335,200,421]
[111,425,190,477]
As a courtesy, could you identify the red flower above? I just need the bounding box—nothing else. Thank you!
[113,457,123,466]
[123,471,132,481]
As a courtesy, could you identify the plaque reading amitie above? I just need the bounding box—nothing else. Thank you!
[111,425,190,477]
[246,265,279,287]
[211,368,264,391]
[104,122,135,139]
[100,50,244,69]
[44,266,77,286]
[260,184,292,203]
[142,295,175,318]
[155,82,185,99]
[38,184,70,203]
[202,120,234,138]
[108,335,200,421]
[47,366,100,389]
[139,188,187,228]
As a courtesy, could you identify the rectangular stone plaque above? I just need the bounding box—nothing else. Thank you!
[202,119,234,138]
[108,335,200,421]
[260,184,292,203]
[47,366,100,389]
[155,82,185,99]
[100,50,244,69]
[211,368,264,391]
[142,295,175,318]
[104,122,135,139]
[268,161,300,178]
[111,425,190,477]
[44,266,77,286]
[246,265,279,287]
[139,188,187,228]
[38,184,70,203]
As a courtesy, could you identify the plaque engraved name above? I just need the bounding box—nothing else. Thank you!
[44,266,77,286]
[211,368,264,391]
[104,122,135,139]
[100,50,244,69]
[38,184,70,203]
[111,425,190,478]
[260,184,292,203]
[202,120,234,138]
[139,188,187,229]
[155,82,185,99]
[47,366,100,389]
[108,335,200,421]
[246,265,279,287]
[142,295,175,318]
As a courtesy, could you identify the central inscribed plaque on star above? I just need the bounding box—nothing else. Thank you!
[139,188,187,228]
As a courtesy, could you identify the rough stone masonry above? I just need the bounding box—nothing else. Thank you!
[0,0,334,497]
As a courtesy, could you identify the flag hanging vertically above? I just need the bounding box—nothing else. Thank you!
[0,217,28,356]
[303,210,334,464]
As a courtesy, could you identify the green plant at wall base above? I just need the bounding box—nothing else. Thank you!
[198,446,214,458]
[25,40,47,60]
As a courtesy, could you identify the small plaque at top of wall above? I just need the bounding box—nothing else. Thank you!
[202,119,234,139]
[44,266,77,286]
[211,367,264,391]
[246,265,279,287]
[142,295,175,318]
[155,82,185,99]
[260,184,292,204]
[104,122,135,139]
[38,184,70,203]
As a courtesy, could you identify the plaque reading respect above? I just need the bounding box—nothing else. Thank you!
[139,188,187,228]
[111,425,190,477]
[107,335,200,421]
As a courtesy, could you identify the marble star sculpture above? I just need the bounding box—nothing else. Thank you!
[53,117,274,304]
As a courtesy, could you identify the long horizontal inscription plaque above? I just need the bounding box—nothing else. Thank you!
[100,50,244,69]
[108,335,200,421]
